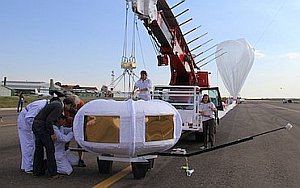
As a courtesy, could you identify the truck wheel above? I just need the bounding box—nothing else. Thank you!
[131,162,148,179]
[97,157,113,174]
[195,132,204,142]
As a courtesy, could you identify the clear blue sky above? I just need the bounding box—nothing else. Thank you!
[1,0,299,98]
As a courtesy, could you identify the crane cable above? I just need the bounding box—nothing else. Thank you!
[129,15,137,64]
[121,1,130,63]
[122,1,139,67]
[135,18,147,69]
[147,27,160,55]
[254,0,287,48]
[149,34,160,55]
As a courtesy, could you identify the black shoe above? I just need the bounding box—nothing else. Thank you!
[33,173,43,177]
[78,159,86,167]
[33,171,45,177]
[48,175,59,180]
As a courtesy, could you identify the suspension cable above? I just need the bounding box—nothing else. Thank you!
[122,1,130,61]
[135,18,146,69]
[130,15,136,58]
[147,28,160,55]
[254,0,287,48]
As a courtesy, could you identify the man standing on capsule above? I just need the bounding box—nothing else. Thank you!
[132,70,152,101]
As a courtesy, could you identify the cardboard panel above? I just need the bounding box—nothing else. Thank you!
[145,115,174,142]
[84,115,120,143]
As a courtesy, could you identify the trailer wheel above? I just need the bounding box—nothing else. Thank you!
[195,131,204,142]
[147,158,155,170]
[97,156,113,174]
[131,162,149,179]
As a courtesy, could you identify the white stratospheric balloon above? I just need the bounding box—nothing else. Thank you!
[215,39,255,98]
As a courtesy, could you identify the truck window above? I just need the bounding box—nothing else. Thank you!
[200,87,223,111]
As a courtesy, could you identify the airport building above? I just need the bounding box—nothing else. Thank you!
[59,84,99,97]
[1,77,99,97]
[1,79,49,95]
[0,85,12,96]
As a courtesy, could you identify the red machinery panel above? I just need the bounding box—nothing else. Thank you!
[196,71,209,87]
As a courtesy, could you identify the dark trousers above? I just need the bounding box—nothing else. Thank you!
[33,132,57,176]
[203,118,216,147]
[17,101,23,112]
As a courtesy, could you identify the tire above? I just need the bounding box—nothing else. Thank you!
[131,162,149,179]
[147,158,155,170]
[97,157,113,174]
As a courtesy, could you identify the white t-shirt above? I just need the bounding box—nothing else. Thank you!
[199,102,216,121]
[134,78,152,101]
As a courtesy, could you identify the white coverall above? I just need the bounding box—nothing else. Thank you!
[17,99,48,172]
[134,78,152,101]
[53,125,78,175]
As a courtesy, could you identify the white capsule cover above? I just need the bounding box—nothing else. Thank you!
[73,99,182,157]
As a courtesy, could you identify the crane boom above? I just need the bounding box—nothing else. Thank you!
[132,0,209,87]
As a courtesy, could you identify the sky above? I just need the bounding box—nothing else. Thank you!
[0,0,299,98]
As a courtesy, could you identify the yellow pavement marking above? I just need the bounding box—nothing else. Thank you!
[93,165,132,188]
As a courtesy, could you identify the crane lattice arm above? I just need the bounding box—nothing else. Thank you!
[132,0,209,87]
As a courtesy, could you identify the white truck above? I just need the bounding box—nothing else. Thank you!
[152,85,223,141]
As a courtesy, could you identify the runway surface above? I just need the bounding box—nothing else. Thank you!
[0,100,299,188]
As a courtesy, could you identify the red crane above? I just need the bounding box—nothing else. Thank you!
[132,0,210,87]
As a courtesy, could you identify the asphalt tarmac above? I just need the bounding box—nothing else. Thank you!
[0,100,299,188]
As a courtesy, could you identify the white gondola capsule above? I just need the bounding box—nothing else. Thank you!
[73,99,182,157]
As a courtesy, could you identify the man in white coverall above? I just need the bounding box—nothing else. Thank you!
[17,99,48,173]
[132,70,152,101]
[53,115,78,175]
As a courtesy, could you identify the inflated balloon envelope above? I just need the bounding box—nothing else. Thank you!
[73,99,182,157]
[216,38,255,99]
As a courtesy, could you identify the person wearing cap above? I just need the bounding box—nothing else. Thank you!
[132,70,152,101]
[32,98,73,179]
[53,115,78,175]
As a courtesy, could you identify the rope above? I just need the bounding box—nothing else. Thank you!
[254,0,287,48]
[130,15,136,58]
[135,19,147,69]
[122,1,130,60]
[149,33,160,55]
